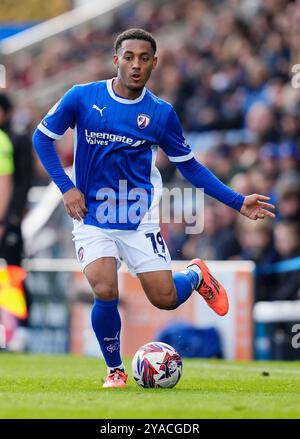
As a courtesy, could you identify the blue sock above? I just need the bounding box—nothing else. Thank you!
[173,269,200,307]
[91,298,122,369]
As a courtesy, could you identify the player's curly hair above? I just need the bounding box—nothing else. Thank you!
[114,28,157,54]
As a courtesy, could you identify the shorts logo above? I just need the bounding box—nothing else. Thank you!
[137,113,150,129]
[158,254,167,262]
[78,246,84,262]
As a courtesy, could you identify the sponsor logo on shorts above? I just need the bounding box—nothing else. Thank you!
[78,246,84,262]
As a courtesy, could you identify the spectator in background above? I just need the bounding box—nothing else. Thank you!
[277,141,299,173]
[0,93,33,351]
[245,102,279,144]
[236,217,277,302]
[271,221,300,301]
[161,219,188,260]
[182,205,221,261]
[247,165,277,204]
[257,143,279,179]
[276,173,300,222]
[214,203,241,260]
[182,202,240,261]
[230,171,253,196]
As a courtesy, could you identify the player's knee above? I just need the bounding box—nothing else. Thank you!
[92,282,118,301]
[155,299,178,310]
[150,290,178,310]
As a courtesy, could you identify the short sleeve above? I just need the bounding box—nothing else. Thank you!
[0,130,14,175]
[37,86,78,140]
[160,108,194,163]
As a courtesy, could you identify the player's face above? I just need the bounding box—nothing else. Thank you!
[113,39,157,92]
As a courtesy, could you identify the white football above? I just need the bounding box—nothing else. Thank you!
[132,341,183,388]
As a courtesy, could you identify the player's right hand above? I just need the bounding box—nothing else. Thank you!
[63,187,88,221]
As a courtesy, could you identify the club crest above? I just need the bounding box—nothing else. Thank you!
[137,113,150,129]
[78,247,84,262]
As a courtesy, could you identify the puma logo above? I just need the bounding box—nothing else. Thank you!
[92,104,107,117]
[104,331,119,342]
[158,254,167,262]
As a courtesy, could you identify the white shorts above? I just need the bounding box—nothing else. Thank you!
[72,223,172,275]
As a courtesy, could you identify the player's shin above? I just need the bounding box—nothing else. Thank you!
[91,298,124,372]
[173,267,202,307]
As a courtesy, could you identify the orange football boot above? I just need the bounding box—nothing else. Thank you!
[102,369,128,388]
[188,259,229,316]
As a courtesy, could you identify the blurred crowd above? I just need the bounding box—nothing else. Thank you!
[2,0,300,302]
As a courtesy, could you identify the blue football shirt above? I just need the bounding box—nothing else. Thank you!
[37,78,194,230]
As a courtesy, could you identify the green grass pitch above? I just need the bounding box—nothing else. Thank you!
[0,353,300,418]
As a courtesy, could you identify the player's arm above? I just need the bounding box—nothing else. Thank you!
[160,109,275,220]
[176,159,275,220]
[0,130,14,239]
[32,86,87,220]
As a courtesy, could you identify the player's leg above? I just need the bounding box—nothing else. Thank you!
[137,268,200,310]
[138,259,229,316]
[116,227,228,316]
[72,224,128,387]
[84,257,128,388]
[138,270,177,309]
[115,228,202,310]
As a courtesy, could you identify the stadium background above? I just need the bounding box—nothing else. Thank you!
[0,0,300,362]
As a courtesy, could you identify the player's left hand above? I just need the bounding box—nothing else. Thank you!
[240,194,275,220]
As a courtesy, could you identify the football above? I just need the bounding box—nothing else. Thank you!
[132,341,183,388]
